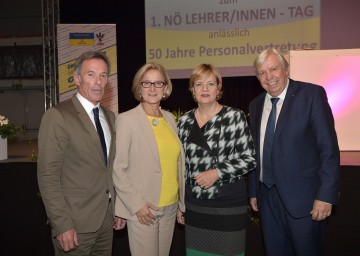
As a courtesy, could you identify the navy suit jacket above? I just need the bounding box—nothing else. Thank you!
[248,79,340,218]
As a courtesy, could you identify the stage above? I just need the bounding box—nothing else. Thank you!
[1,140,360,255]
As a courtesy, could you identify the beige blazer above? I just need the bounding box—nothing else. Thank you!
[113,104,185,220]
[37,96,116,236]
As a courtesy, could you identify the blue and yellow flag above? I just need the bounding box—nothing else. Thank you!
[69,33,94,46]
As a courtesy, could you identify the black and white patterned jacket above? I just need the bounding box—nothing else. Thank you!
[177,105,256,199]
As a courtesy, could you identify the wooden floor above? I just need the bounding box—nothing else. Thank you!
[2,139,360,166]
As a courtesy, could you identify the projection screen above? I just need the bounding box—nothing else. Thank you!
[145,0,320,78]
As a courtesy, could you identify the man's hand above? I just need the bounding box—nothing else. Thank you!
[135,202,158,226]
[56,228,79,252]
[310,199,332,221]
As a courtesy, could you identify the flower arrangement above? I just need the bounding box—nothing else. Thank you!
[0,115,19,140]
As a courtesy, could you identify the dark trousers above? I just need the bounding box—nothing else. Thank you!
[258,183,325,256]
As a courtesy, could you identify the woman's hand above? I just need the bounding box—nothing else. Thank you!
[194,169,219,189]
[113,216,127,230]
[135,202,159,226]
[177,209,185,225]
[249,198,258,212]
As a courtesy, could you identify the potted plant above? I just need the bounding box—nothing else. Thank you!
[0,114,19,160]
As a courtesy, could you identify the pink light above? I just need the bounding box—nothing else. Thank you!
[321,58,360,119]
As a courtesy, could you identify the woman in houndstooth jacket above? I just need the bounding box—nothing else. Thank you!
[177,63,256,256]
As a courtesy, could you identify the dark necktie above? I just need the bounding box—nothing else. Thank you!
[262,97,279,188]
[93,107,107,165]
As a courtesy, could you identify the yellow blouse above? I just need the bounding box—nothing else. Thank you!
[147,115,180,207]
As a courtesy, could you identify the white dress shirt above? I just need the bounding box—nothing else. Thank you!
[76,93,111,158]
[259,80,289,182]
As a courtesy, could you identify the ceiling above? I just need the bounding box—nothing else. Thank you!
[0,0,42,38]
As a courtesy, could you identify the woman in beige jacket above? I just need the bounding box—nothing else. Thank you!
[113,62,185,256]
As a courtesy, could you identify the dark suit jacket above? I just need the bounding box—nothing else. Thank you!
[37,95,116,236]
[248,79,340,218]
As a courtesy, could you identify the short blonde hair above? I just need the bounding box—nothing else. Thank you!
[132,62,172,101]
[189,64,223,100]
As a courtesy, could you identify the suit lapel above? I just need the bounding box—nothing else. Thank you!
[274,80,297,139]
[100,105,115,163]
[250,93,266,183]
[135,104,161,166]
[254,93,266,156]
[71,96,105,163]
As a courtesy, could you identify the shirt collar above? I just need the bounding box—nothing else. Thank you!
[76,93,100,114]
[266,78,289,102]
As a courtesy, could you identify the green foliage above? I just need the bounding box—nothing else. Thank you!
[0,114,36,161]
[172,109,184,123]
[0,121,19,140]
[248,206,261,226]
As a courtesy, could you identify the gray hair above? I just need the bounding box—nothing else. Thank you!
[253,48,289,76]
[73,50,111,75]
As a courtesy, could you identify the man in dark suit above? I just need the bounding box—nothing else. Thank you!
[248,48,340,256]
[37,50,125,256]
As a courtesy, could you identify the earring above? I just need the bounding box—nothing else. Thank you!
[163,94,165,98]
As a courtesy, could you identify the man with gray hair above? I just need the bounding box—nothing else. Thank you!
[248,48,340,256]
[38,50,125,255]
